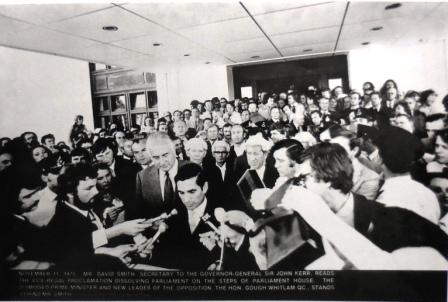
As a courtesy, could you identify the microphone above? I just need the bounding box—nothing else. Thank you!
[145,222,168,248]
[201,213,219,233]
[214,207,226,224]
[146,209,178,225]
[214,207,227,270]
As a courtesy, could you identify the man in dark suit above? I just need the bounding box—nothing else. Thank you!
[233,133,276,189]
[153,162,253,270]
[92,138,140,218]
[133,132,185,219]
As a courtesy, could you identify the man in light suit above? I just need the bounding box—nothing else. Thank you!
[133,132,185,219]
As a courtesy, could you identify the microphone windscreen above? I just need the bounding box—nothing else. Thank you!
[214,207,226,223]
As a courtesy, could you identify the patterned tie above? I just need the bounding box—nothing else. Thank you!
[164,171,174,206]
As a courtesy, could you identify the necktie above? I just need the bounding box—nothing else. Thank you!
[164,171,174,205]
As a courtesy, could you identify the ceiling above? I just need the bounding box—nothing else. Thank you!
[0,1,447,71]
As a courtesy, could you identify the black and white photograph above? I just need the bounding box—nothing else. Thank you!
[0,1,447,301]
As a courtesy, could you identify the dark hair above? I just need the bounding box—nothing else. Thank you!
[185,128,198,140]
[70,147,90,159]
[380,79,398,98]
[374,126,424,174]
[363,82,375,90]
[0,146,12,157]
[41,134,55,144]
[174,162,207,188]
[91,138,117,156]
[436,128,448,144]
[370,91,381,99]
[420,89,436,105]
[38,156,61,176]
[223,123,232,129]
[58,163,96,196]
[442,95,448,112]
[21,131,37,141]
[394,101,412,117]
[93,162,111,174]
[303,142,354,194]
[310,110,322,117]
[405,90,420,99]
[270,139,304,164]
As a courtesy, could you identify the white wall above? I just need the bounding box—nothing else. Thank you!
[0,46,93,143]
[156,65,231,112]
[348,40,448,96]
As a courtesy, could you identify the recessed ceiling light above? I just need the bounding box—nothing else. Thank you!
[153,43,161,47]
[102,25,118,31]
[184,54,190,57]
[303,49,313,52]
[385,3,402,10]
[361,42,370,45]
[371,26,383,31]
[250,55,260,59]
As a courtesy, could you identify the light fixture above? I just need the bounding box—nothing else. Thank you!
[371,26,383,31]
[153,43,161,47]
[385,3,401,10]
[102,25,118,31]
[250,55,260,59]
[303,48,313,52]
[184,54,190,57]
[361,42,370,45]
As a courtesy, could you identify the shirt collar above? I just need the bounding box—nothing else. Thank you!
[63,201,88,217]
[161,159,179,178]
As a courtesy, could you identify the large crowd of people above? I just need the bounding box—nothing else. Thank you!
[1,79,448,271]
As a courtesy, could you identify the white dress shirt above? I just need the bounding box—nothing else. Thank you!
[255,165,266,184]
[216,163,226,181]
[159,160,178,201]
[376,175,441,224]
[188,198,207,233]
[336,193,355,228]
[233,143,246,157]
[109,159,116,177]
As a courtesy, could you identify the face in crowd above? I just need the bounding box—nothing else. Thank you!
[177,176,208,211]
[95,147,115,166]
[273,148,296,178]
[246,145,266,170]
[132,142,151,166]
[96,168,112,191]
[231,126,244,144]
[148,142,176,172]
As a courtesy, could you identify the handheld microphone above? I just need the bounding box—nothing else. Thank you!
[146,209,178,225]
[214,207,227,270]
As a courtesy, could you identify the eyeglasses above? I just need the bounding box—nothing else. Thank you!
[213,151,228,154]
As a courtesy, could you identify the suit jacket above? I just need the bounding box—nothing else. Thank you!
[113,156,141,218]
[203,160,235,208]
[45,201,96,269]
[368,205,448,257]
[352,193,380,236]
[133,160,186,219]
[233,154,277,189]
[150,197,222,270]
